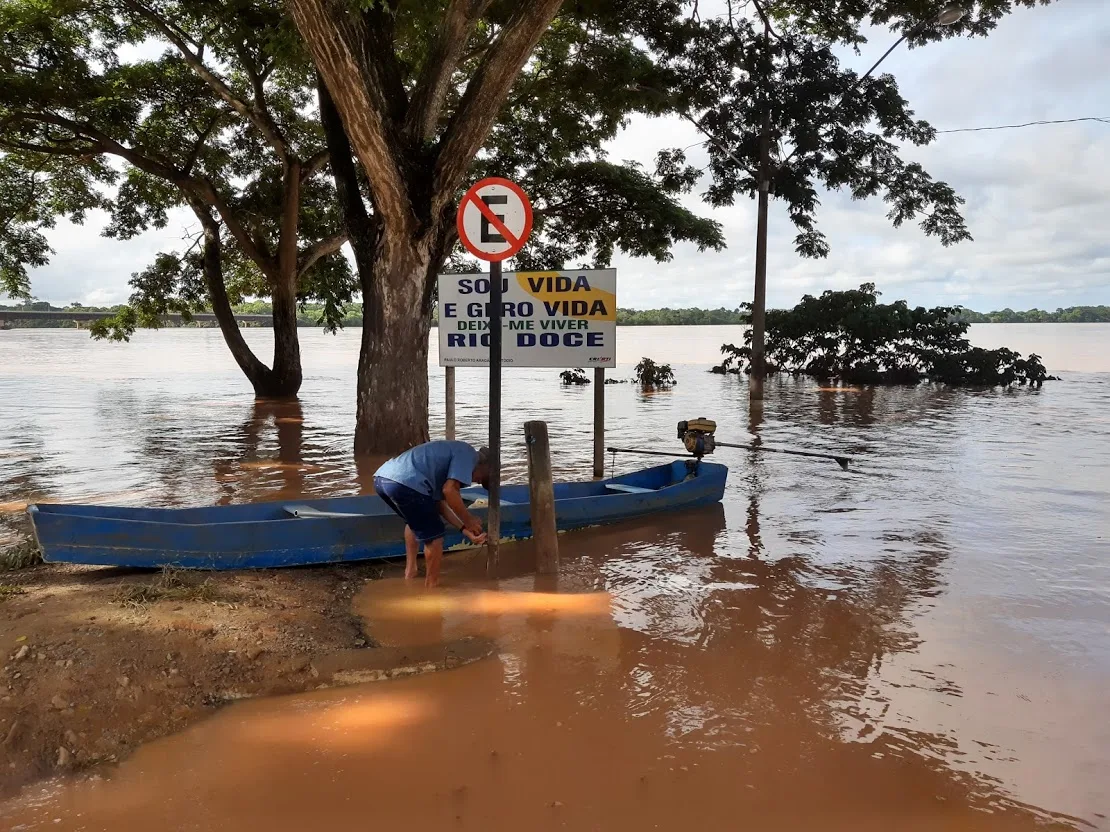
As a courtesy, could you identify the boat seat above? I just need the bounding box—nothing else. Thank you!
[284,505,367,519]
[464,497,518,507]
[605,483,655,495]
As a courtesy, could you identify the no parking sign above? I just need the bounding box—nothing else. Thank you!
[456,177,533,262]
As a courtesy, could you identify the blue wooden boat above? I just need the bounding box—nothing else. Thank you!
[26,460,727,570]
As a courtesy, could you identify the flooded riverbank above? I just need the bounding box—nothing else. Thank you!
[2,522,1101,831]
[1,326,1109,828]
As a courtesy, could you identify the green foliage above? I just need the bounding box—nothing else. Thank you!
[713,284,1053,387]
[0,0,350,338]
[771,0,1060,48]
[90,252,206,341]
[0,152,110,298]
[466,3,726,270]
[633,357,676,389]
[559,368,590,385]
[654,1,1041,257]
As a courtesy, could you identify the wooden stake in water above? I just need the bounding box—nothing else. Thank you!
[525,420,559,573]
[487,259,502,574]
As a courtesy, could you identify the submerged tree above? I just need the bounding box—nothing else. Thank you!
[0,0,351,397]
[634,357,677,389]
[712,284,1050,387]
[559,368,590,386]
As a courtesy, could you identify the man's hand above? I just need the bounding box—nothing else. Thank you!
[463,528,487,545]
[463,515,483,537]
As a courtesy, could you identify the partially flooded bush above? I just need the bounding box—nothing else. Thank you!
[713,284,1053,387]
[559,368,590,385]
[634,357,676,389]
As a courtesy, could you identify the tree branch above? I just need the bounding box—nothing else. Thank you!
[121,0,290,160]
[300,149,330,181]
[0,138,102,156]
[183,114,221,175]
[9,110,278,277]
[297,232,348,278]
[276,160,301,284]
[432,0,566,212]
[286,0,414,232]
[405,0,494,144]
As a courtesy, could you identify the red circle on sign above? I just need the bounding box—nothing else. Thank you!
[456,177,533,263]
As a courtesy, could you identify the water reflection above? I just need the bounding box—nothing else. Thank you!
[211,399,308,504]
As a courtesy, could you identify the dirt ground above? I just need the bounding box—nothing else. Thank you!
[0,559,393,797]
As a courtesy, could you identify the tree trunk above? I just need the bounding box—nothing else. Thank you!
[354,230,437,455]
[267,274,303,398]
[188,200,302,399]
[196,214,290,398]
[264,160,305,399]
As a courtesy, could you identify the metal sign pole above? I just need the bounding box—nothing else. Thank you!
[455,177,533,578]
[445,366,456,440]
[487,259,503,574]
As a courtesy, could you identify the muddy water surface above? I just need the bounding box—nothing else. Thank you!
[1,326,1109,829]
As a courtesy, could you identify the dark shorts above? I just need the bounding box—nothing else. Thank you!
[374,477,445,543]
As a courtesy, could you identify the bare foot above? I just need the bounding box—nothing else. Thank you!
[424,575,440,588]
[404,568,418,580]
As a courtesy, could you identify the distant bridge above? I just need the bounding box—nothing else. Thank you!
[0,310,276,326]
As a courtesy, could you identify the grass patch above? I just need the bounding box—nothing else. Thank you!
[114,565,222,608]
[0,540,42,571]
[0,584,26,601]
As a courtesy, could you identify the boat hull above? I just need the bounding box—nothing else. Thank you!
[26,461,727,570]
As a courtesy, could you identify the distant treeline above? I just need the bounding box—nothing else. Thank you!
[3,301,1109,328]
[615,307,748,325]
[954,306,1110,323]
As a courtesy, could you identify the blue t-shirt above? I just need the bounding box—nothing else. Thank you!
[374,441,479,500]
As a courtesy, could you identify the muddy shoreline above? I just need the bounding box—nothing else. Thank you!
[0,560,395,797]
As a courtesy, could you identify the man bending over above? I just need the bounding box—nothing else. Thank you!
[373,440,490,587]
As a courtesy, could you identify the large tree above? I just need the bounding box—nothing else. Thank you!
[652,0,1060,392]
[290,0,730,454]
[0,0,351,397]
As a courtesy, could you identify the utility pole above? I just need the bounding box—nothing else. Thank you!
[750,18,771,403]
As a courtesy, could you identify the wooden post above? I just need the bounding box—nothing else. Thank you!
[593,367,605,478]
[525,421,559,573]
[445,366,456,440]
[487,259,502,574]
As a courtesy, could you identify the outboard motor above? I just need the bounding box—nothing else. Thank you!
[677,418,717,459]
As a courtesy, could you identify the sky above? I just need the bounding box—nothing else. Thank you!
[11,0,1110,313]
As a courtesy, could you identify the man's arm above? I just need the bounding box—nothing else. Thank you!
[442,479,483,537]
[437,499,486,545]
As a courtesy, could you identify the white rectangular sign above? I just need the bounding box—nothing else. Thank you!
[438,269,616,368]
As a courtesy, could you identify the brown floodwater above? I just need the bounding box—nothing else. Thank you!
[1,325,1109,829]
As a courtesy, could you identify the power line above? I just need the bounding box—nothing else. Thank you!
[937,116,1110,134]
[675,115,1109,163]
